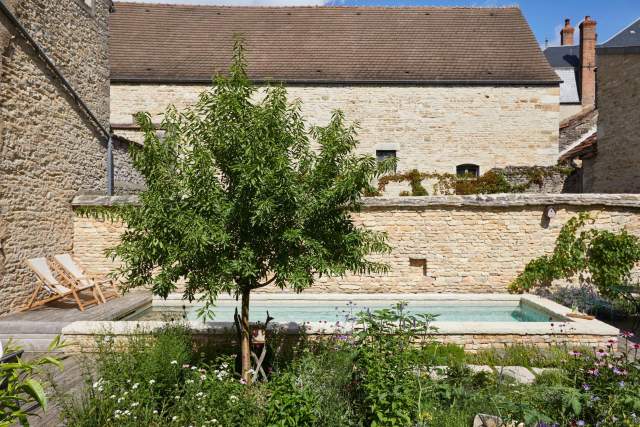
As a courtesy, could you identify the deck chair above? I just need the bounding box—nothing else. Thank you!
[52,254,115,302]
[21,258,101,312]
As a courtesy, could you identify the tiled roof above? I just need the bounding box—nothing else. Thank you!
[601,18,640,48]
[544,45,580,68]
[109,3,560,84]
[559,132,597,163]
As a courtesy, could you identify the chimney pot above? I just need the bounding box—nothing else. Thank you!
[579,16,597,106]
[560,18,575,46]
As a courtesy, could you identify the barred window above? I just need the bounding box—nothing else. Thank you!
[376,150,397,172]
[456,164,480,177]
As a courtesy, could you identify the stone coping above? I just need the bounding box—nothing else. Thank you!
[72,193,640,209]
[153,292,525,305]
[60,293,619,337]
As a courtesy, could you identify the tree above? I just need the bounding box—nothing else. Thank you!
[110,41,394,382]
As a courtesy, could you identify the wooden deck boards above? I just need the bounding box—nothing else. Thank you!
[26,354,91,427]
[0,291,151,352]
[1,291,151,324]
[2,293,151,425]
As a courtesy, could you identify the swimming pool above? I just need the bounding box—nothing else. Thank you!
[124,294,562,323]
[61,293,619,354]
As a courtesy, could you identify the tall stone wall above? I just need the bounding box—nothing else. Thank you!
[70,194,640,296]
[0,0,114,313]
[111,84,560,175]
[588,50,640,193]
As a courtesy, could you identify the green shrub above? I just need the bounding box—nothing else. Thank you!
[510,213,640,312]
[352,302,438,426]
[59,325,265,426]
[0,337,63,426]
[266,342,358,426]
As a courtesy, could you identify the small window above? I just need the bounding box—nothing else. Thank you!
[456,164,480,177]
[376,150,397,172]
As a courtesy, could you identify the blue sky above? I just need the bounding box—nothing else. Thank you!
[128,0,640,47]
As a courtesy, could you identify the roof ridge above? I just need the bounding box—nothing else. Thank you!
[113,2,520,11]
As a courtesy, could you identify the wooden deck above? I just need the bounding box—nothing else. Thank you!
[1,292,151,426]
[0,291,150,352]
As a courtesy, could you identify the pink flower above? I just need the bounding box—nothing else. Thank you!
[587,368,599,376]
[622,331,635,338]
[569,350,582,357]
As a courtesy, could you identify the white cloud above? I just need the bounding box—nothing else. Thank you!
[119,0,328,5]
[547,23,563,47]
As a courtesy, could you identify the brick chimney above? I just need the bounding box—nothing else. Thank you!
[560,19,575,46]
[579,16,597,107]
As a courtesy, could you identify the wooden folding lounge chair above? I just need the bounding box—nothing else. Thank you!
[52,254,116,302]
[21,258,102,312]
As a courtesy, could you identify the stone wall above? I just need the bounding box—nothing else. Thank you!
[588,50,640,193]
[111,84,560,175]
[0,0,114,313]
[71,194,640,295]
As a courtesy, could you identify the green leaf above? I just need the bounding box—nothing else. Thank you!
[19,379,47,411]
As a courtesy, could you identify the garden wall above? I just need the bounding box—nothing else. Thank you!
[71,194,640,295]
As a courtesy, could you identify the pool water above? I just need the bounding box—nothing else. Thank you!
[125,301,558,323]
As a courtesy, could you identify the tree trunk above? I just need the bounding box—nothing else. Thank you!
[240,288,252,383]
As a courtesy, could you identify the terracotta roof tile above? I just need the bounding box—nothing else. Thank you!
[110,3,560,84]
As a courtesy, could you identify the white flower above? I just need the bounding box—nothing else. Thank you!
[200,374,206,380]
[170,360,178,365]
[92,378,103,389]
[131,402,139,407]
[229,395,238,402]
[175,395,180,400]
[149,379,156,385]
[132,383,139,390]
[110,395,116,399]
[172,416,178,421]
[186,379,194,384]
[196,392,204,397]
[117,397,124,403]
[191,366,197,370]
[153,410,158,415]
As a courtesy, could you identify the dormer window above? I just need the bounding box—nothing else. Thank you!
[456,164,479,177]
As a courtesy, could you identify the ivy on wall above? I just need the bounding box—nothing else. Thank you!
[370,166,572,197]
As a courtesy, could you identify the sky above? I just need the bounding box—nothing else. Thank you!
[126,0,640,47]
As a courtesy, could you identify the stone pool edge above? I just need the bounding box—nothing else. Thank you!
[60,294,619,353]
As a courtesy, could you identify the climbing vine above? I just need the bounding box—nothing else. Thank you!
[371,166,571,197]
[509,213,640,310]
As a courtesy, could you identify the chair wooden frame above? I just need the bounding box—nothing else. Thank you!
[52,254,117,302]
[20,258,102,312]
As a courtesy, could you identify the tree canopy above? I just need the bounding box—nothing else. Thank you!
[109,41,395,379]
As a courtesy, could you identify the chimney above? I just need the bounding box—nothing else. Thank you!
[560,19,575,46]
[579,16,597,106]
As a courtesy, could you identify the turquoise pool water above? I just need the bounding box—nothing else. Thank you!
[126,301,558,323]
